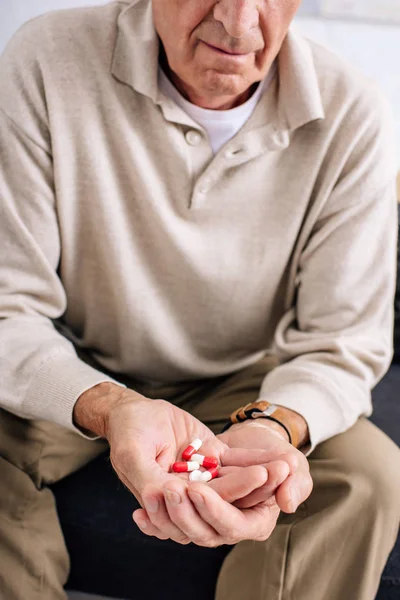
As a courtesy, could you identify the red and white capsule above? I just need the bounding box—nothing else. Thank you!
[172,461,200,473]
[201,467,219,482]
[182,438,202,461]
[189,470,204,482]
[189,467,219,482]
[191,454,219,469]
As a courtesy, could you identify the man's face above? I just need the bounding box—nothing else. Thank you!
[152,0,302,109]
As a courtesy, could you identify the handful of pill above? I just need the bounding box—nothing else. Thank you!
[171,438,219,482]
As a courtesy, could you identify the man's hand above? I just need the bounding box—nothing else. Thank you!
[218,420,313,513]
[74,383,288,546]
[134,467,282,547]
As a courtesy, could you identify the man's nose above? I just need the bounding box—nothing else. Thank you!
[213,0,260,39]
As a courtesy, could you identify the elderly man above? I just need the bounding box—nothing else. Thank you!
[0,0,399,598]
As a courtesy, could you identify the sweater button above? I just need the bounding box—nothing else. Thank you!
[185,130,202,146]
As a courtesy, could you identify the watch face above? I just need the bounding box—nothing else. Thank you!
[251,404,278,418]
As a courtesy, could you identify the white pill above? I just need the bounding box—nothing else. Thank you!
[189,470,203,482]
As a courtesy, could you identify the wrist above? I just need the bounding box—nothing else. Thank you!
[230,419,290,442]
[73,382,147,438]
[246,418,291,441]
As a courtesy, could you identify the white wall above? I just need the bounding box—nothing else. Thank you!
[293,16,400,164]
[300,0,400,24]
[1,0,400,164]
[0,0,106,53]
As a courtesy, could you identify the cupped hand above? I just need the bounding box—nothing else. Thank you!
[132,421,310,547]
[133,463,285,547]
[218,421,313,513]
[104,392,289,546]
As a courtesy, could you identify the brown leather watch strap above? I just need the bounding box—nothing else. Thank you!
[228,400,301,448]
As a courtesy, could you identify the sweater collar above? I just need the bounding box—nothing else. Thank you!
[111,0,325,132]
[278,30,325,131]
[111,0,160,103]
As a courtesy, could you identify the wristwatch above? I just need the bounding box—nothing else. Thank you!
[221,400,301,448]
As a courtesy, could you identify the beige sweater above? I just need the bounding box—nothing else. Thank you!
[0,0,397,453]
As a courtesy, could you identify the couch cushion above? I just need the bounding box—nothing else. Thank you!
[370,363,400,593]
[393,204,400,362]
[371,362,400,447]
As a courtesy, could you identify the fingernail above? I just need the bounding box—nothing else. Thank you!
[188,490,204,505]
[164,489,182,505]
[145,497,159,513]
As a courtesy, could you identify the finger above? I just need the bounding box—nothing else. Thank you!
[207,465,268,503]
[187,482,279,543]
[141,482,192,544]
[275,470,314,513]
[162,481,222,547]
[132,508,168,539]
[222,447,299,474]
[132,508,191,543]
[234,460,290,509]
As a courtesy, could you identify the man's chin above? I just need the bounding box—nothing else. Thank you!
[193,71,254,106]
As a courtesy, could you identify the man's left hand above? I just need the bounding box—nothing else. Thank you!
[218,420,313,513]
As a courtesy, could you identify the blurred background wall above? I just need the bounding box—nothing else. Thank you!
[295,0,400,166]
[1,0,400,164]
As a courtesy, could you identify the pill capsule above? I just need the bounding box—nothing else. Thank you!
[189,470,204,482]
[172,461,200,473]
[182,438,202,461]
[191,454,218,469]
[201,468,219,482]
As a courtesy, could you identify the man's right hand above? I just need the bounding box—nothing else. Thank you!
[74,383,291,546]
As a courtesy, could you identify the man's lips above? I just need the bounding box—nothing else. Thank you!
[202,41,253,56]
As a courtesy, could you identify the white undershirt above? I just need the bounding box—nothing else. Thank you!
[159,63,277,154]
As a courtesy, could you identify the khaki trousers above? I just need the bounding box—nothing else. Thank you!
[0,355,399,600]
